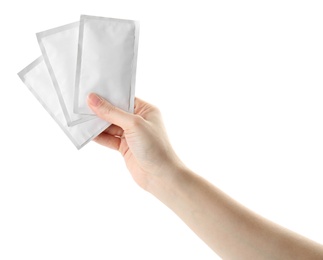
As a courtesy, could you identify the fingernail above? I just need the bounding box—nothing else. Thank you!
[88,93,102,107]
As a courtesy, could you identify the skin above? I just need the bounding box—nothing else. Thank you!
[87,93,323,259]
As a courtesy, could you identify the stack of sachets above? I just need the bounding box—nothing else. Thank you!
[18,15,140,149]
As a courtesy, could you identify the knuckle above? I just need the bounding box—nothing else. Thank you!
[152,106,161,114]
[146,103,161,115]
[131,115,144,127]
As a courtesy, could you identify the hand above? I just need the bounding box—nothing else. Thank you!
[87,93,183,190]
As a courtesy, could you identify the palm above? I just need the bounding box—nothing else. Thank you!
[121,101,167,188]
[95,99,173,189]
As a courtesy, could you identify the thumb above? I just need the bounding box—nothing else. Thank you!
[87,93,133,129]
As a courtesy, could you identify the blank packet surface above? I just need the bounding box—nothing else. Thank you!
[74,15,139,115]
[18,57,110,149]
[37,22,95,126]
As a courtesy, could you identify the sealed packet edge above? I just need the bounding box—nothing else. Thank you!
[17,56,81,149]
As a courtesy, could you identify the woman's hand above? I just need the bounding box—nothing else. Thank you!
[87,93,183,190]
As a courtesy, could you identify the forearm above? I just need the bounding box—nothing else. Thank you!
[147,166,323,259]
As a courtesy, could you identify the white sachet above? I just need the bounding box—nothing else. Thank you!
[37,22,95,126]
[18,57,110,149]
[74,15,139,115]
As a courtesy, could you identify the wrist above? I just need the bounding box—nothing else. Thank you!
[146,161,193,205]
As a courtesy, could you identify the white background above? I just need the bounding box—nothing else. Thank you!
[1,0,323,259]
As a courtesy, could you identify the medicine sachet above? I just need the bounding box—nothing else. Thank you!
[18,57,110,149]
[37,22,95,126]
[74,15,139,115]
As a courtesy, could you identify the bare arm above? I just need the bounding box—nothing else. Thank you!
[148,166,323,259]
[88,93,323,259]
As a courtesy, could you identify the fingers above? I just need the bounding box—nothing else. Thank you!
[133,97,161,122]
[134,97,146,110]
[103,124,124,137]
[93,132,121,150]
[134,97,153,114]
[87,93,134,129]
